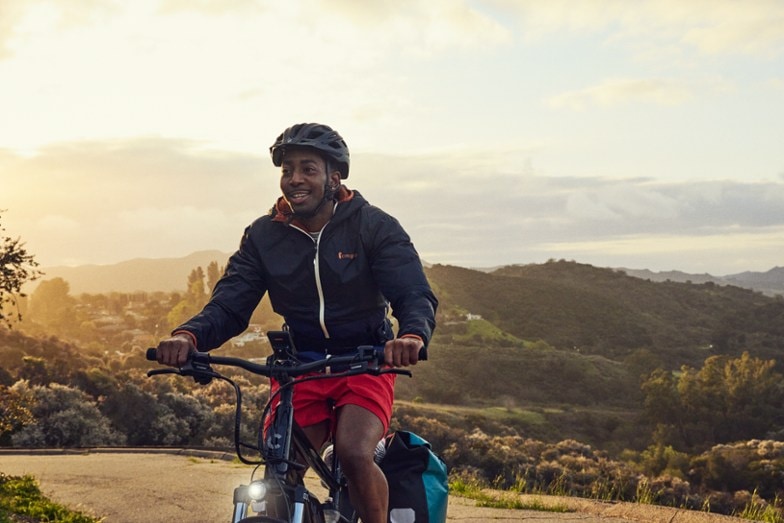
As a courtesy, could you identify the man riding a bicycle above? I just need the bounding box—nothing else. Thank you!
[155,122,438,523]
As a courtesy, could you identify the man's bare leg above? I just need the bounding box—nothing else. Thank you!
[335,405,387,523]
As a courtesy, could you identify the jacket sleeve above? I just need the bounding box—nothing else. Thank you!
[364,209,438,351]
[174,224,268,351]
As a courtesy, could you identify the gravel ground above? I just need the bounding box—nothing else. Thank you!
[0,449,747,523]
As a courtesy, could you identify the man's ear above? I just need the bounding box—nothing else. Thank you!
[328,171,341,188]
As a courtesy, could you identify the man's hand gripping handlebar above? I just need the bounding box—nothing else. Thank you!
[145,345,412,385]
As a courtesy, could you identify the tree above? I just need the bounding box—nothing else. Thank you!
[17,356,52,386]
[10,381,126,447]
[27,277,79,336]
[0,384,34,445]
[641,368,684,441]
[166,266,209,328]
[206,260,224,293]
[641,352,784,451]
[187,266,207,305]
[0,211,43,328]
[158,391,215,445]
[677,353,781,445]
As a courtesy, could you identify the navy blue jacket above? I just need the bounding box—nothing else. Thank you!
[175,189,437,355]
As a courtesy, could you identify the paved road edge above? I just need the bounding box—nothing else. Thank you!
[1,448,747,523]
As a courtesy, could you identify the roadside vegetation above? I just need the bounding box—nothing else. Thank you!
[0,472,100,523]
[2,247,784,520]
[449,474,572,512]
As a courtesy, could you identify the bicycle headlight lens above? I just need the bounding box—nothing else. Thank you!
[248,481,267,501]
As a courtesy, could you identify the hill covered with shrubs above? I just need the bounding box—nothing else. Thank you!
[426,260,784,367]
[3,258,784,518]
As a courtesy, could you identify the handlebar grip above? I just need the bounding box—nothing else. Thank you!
[146,348,157,361]
[369,344,427,362]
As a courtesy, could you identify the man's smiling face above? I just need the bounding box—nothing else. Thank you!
[280,147,332,216]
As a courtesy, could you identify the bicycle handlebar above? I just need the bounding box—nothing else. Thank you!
[146,344,411,469]
[146,345,409,380]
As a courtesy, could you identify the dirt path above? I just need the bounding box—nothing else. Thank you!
[0,450,745,523]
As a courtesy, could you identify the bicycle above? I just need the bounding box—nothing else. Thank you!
[146,335,410,523]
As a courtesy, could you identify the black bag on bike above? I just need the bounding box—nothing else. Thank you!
[380,430,448,523]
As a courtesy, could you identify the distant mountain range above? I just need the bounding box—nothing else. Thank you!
[33,250,233,294]
[620,267,784,297]
[32,250,784,297]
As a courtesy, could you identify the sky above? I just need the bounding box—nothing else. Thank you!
[2,0,784,276]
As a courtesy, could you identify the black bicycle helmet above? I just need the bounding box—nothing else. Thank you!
[270,123,350,178]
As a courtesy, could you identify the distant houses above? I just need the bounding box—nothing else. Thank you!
[232,328,266,347]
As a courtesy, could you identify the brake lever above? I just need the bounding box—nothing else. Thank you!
[147,368,181,378]
[377,368,413,378]
[180,359,215,385]
[146,360,215,385]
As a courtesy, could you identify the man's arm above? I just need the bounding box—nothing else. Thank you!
[366,211,438,361]
[160,225,268,363]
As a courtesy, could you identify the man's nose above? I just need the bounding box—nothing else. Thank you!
[289,168,305,184]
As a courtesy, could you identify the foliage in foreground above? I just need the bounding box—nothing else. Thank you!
[0,211,43,329]
[3,324,784,519]
[449,474,572,512]
[0,473,100,523]
[395,412,784,519]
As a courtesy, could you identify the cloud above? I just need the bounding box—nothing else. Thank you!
[0,1,25,59]
[493,0,784,58]
[359,150,784,235]
[37,214,80,231]
[0,0,514,155]
[117,206,248,233]
[353,150,784,272]
[0,0,116,59]
[159,0,261,15]
[548,78,692,110]
[536,226,784,275]
[320,0,513,53]
[681,2,784,56]
[4,134,784,274]
[2,138,272,265]
[766,78,784,91]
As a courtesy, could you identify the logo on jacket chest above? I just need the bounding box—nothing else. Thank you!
[337,251,358,260]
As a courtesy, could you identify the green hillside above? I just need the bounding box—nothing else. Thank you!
[424,260,784,369]
[6,259,784,516]
[8,257,784,452]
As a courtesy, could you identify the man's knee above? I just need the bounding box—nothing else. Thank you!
[335,440,374,473]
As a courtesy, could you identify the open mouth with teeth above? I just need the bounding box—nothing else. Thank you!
[286,191,311,205]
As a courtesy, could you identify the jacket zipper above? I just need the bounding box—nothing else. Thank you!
[312,226,330,339]
[288,214,334,340]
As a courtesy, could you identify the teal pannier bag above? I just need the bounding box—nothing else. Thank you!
[379,431,448,523]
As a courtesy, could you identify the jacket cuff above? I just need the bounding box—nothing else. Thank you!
[172,329,198,349]
[400,333,424,344]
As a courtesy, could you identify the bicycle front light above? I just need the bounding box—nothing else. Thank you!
[247,480,268,501]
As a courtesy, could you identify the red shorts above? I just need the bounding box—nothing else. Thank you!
[266,372,396,437]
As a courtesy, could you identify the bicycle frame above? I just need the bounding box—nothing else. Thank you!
[235,367,344,523]
[147,345,405,523]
